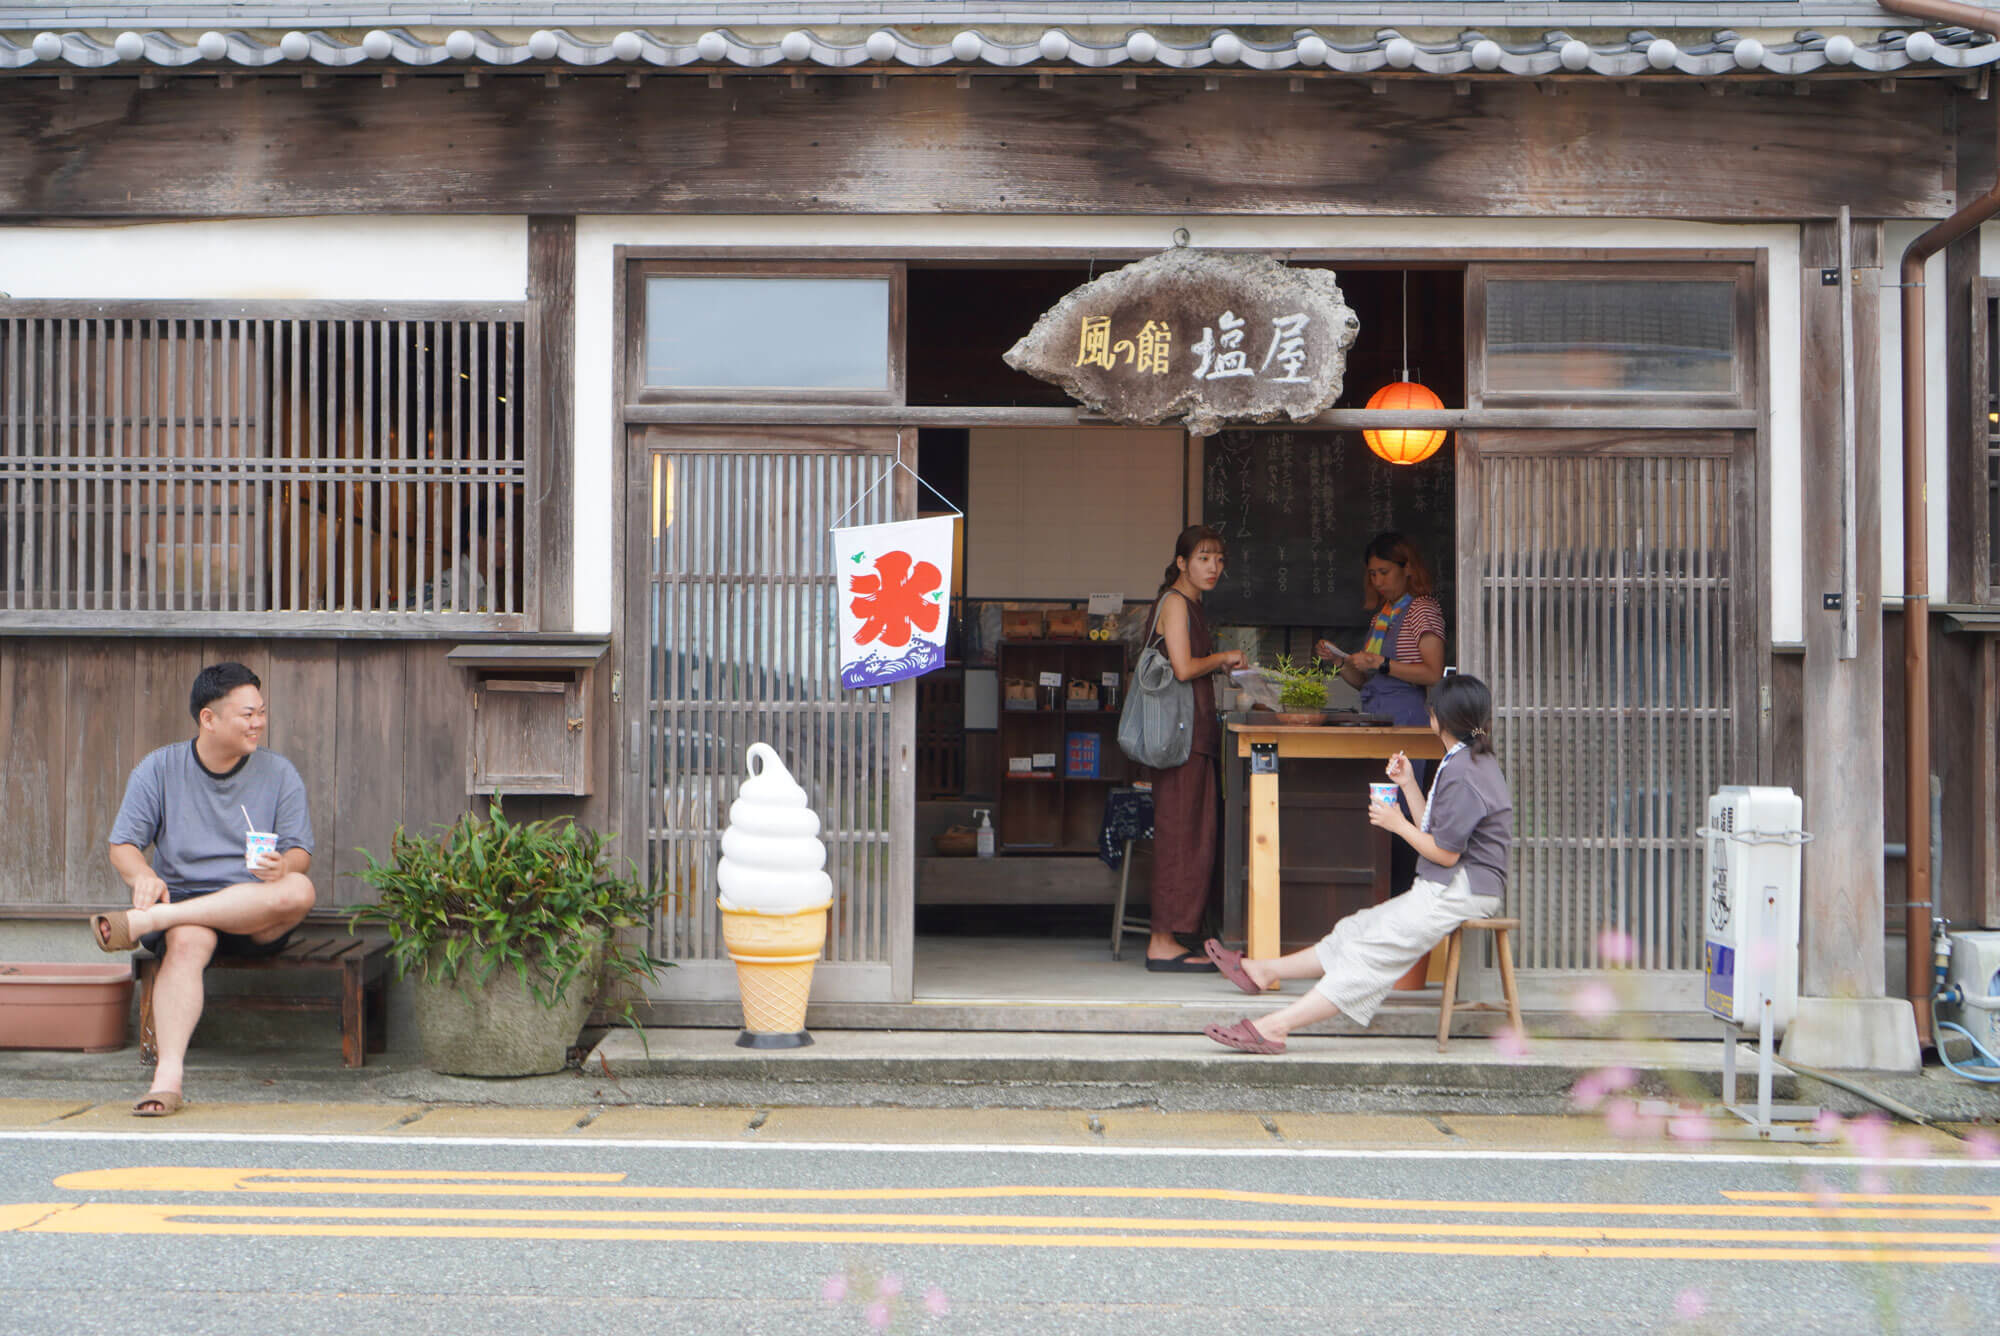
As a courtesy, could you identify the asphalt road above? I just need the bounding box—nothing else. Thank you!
[2,1127,1994,1336]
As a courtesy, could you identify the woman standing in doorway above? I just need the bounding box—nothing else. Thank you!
[1144,525,1248,971]
[1318,532,1448,895]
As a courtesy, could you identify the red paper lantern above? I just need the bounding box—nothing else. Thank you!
[1362,380,1448,465]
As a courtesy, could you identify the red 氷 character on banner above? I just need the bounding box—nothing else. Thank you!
[848,550,943,648]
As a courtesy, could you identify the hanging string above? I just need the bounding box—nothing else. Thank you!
[1400,269,1411,384]
[830,457,964,529]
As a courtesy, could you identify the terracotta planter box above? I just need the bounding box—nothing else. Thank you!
[0,962,134,1052]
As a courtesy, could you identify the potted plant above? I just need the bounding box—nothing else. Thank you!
[349,804,667,1077]
[1269,654,1333,725]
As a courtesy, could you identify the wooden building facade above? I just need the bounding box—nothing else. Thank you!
[2,3,1998,1046]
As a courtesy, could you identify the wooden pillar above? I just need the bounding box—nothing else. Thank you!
[1797,219,1886,998]
[528,215,576,632]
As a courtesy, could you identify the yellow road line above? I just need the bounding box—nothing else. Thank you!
[8,1203,1993,1263]
[12,1200,1994,1247]
[51,1168,2000,1223]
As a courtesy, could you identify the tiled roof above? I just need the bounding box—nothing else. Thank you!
[3,4,1992,77]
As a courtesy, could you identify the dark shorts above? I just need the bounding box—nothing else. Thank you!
[138,887,294,961]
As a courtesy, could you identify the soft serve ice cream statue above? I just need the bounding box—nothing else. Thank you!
[717,743,833,916]
[716,743,833,1047]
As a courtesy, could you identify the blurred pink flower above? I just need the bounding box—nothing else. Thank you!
[1571,981,1617,1019]
[1801,1172,1843,1214]
[1604,1098,1664,1140]
[1860,1169,1888,1194]
[1669,1108,1712,1145]
[1570,1071,1611,1111]
[1673,1288,1708,1320]
[1843,1113,1889,1159]
[1601,1065,1637,1092]
[1812,1110,1844,1138]
[822,1273,850,1304]
[924,1286,951,1317]
[1492,1024,1531,1059]
[1747,938,1780,972]
[878,1273,904,1299]
[1597,926,1637,966]
[1890,1133,1929,1162]
[864,1301,891,1332]
[1965,1129,1999,1161]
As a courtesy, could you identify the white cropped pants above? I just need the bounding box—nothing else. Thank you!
[1312,869,1501,1027]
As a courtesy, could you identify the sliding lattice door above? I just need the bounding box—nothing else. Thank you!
[627,431,915,1004]
[1458,433,1756,1008]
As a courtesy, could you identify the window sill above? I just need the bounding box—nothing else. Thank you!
[0,613,543,640]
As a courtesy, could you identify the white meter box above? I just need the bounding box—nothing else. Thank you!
[1701,786,1805,1035]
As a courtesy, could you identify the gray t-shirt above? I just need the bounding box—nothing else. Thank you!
[109,742,313,895]
[1415,747,1512,901]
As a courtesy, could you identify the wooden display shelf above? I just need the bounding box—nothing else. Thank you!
[996,636,1130,855]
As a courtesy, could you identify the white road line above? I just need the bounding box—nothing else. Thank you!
[0,1129,1993,1170]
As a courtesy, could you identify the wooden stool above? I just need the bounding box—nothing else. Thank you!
[1108,838,1152,960]
[1435,917,1522,1052]
[138,933,390,1069]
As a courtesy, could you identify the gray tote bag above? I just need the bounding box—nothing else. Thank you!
[1116,600,1194,769]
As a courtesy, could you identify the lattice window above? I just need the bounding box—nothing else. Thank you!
[1986,292,2000,599]
[0,305,531,627]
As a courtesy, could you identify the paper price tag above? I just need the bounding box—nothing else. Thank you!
[1032,752,1057,769]
[1087,592,1122,615]
[1038,671,1062,687]
[1101,672,1119,687]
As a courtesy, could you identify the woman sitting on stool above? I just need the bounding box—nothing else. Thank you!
[1201,673,1513,1054]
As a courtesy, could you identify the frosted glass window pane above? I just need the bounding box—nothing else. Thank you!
[644,276,890,390]
[1486,280,1736,394]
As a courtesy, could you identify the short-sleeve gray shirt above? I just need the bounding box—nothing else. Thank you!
[1416,748,1512,901]
[109,742,313,895]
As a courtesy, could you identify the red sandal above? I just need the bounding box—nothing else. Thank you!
[1204,1018,1286,1055]
[1203,939,1263,996]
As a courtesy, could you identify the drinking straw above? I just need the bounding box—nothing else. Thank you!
[242,805,255,834]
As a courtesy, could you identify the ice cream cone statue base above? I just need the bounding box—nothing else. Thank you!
[715,743,835,1050]
[719,897,831,1048]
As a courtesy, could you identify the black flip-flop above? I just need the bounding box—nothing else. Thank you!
[1145,951,1219,973]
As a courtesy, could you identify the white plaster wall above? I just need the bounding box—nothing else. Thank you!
[1880,222,1953,602]
[0,217,527,301]
[575,216,1803,641]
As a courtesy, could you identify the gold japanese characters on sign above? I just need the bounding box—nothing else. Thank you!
[1006,249,1359,437]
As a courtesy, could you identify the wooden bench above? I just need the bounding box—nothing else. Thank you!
[139,933,390,1069]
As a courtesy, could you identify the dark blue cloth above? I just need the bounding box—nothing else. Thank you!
[1099,787,1156,868]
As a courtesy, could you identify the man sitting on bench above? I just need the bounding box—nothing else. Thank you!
[91,662,315,1117]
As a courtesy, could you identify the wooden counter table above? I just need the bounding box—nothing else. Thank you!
[1223,720,1445,983]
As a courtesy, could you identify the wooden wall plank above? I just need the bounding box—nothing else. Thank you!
[264,637,340,904]
[399,641,473,845]
[0,78,1951,221]
[529,216,575,633]
[61,640,132,905]
[0,641,68,904]
[331,639,407,895]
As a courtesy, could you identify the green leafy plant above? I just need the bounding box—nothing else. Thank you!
[347,803,670,1019]
[1270,654,1331,711]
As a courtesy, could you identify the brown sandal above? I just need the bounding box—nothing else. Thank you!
[1203,939,1264,996]
[90,911,137,953]
[1204,1018,1287,1055]
[132,1090,183,1118]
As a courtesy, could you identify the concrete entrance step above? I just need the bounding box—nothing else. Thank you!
[589,1028,1796,1102]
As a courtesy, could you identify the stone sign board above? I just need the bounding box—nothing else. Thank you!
[1003,249,1360,437]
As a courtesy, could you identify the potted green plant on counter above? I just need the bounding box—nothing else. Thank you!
[349,804,668,1077]
[1270,654,1333,725]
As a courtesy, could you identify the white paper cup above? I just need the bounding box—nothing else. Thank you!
[245,830,279,872]
[1368,782,1400,810]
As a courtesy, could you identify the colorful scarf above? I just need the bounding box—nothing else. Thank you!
[1363,594,1412,659]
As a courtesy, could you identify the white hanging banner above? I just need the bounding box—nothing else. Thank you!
[832,515,955,690]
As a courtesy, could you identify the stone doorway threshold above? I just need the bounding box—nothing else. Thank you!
[636,934,1718,1038]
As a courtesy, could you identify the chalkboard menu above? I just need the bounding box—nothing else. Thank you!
[1201,430,1454,631]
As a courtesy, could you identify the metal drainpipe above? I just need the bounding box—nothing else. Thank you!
[1873,0,2000,1037]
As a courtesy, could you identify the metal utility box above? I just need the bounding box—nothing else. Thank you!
[1701,786,1805,1036]
[1939,930,2000,1054]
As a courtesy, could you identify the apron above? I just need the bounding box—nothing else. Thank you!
[1358,595,1431,727]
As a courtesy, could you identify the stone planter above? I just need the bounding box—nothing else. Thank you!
[0,962,133,1052]
[409,939,602,1077]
